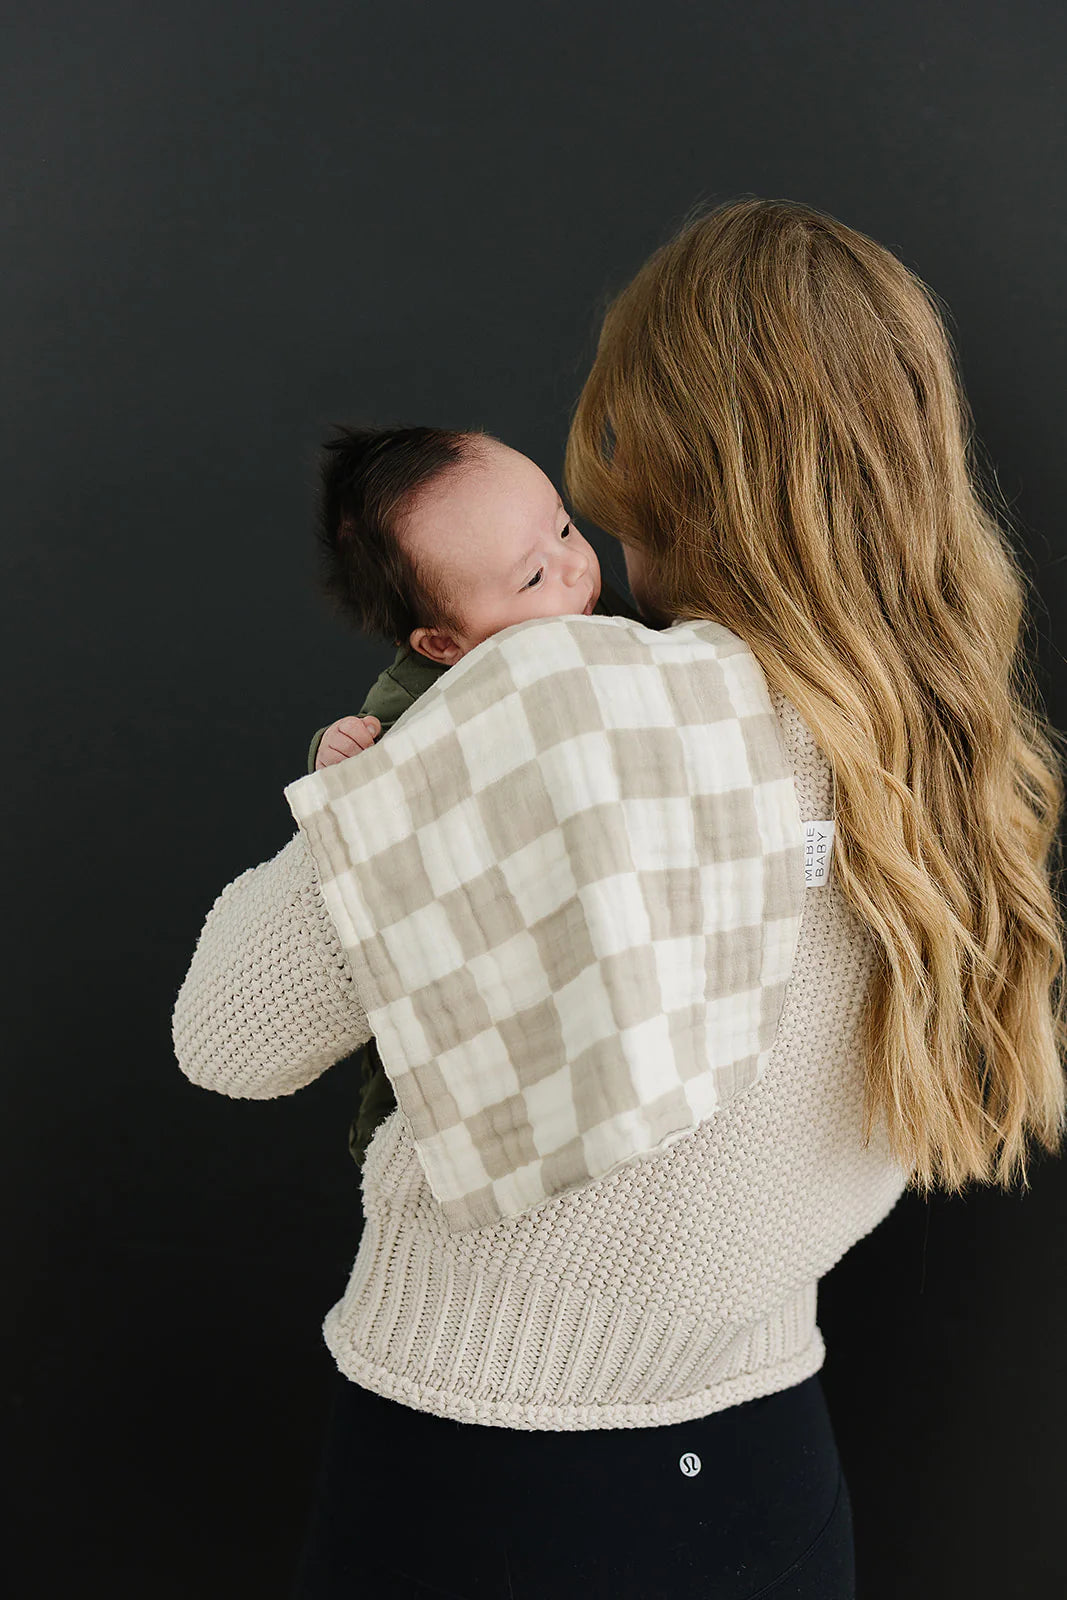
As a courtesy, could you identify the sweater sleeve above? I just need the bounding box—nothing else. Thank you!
[171,830,374,1100]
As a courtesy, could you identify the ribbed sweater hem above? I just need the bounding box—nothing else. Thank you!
[318,1208,826,1430]
[322,1318,827,1431]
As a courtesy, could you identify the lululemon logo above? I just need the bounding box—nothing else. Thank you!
[679,1452,701,1477]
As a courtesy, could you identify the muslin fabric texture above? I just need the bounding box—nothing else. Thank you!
[172,620,910,1429]
[283,613,808,1233]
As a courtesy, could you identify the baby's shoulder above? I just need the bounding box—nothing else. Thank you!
[359,645,448,724]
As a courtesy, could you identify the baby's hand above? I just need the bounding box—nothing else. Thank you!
[315,715,382,769]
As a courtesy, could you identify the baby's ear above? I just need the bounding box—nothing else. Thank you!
[409,626,463,666]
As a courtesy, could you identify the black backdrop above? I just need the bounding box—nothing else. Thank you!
[5,2,1066,1594]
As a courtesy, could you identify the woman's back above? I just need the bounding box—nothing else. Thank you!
[316,685,910,1428]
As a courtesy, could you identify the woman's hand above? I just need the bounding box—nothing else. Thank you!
[314,715,382,769]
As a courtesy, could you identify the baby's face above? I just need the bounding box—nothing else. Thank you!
[399,440,602,665]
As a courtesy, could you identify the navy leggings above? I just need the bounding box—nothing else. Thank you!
[290,1368,855,1599]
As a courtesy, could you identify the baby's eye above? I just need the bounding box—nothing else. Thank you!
[523,523,572,588]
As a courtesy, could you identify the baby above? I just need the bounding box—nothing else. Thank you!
[309,423,642,771]
[305,423,645,1176]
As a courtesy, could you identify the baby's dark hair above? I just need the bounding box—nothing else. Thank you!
[315,424,492,645]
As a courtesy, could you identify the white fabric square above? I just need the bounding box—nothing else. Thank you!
[620,1013,678,1100]
[390,691,456,748]
[577,872,652,959]
[699,856,766,932]
[704,987,763,1069]
[416,1120,489,1204]
[435,1027,520,1118]
[722,650,774,718]
[654,935,707,1014]
[455,691,535,790]
[763,911,805,984]
[621,796,699,870]
[466,929,553,1021]
[681,1067,722,1122]
[538,730,619,820]
[525,1064,581,1156]
[677,719,750,797]
[418,796,497,898]
[500,619,589,686]
[760,775,809,852]
[589,662,676,729]
[332,769,411,859]
[374,995,434,1074]
[500,826,580,923]
[379,900,465,987]
[554,963,620,1058]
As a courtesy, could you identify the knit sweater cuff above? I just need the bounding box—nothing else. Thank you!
[171,831,373,1099]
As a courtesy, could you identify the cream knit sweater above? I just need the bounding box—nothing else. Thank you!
[172,688,910,1430]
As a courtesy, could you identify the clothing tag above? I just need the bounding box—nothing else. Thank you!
[804,820,835,887]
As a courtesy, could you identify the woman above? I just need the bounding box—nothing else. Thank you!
[172,198,1067,1598]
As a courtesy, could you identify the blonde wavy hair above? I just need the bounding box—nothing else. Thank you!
[565,196,1067,1196]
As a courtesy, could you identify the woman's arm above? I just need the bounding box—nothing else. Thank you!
[171,830,373,1099]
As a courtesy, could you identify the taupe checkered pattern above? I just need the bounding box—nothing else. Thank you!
[284,613,807,1234]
